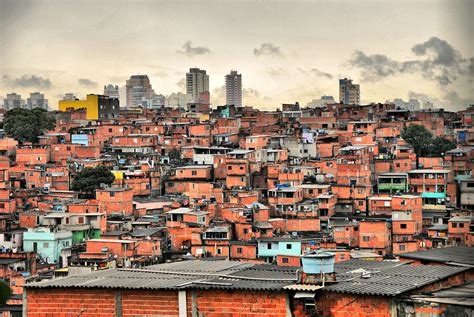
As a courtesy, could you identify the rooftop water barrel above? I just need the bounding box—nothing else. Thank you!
[301,251,336,274]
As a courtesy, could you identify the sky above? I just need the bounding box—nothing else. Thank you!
[0,0,473,110]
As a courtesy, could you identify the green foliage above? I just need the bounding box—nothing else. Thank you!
[430,136,456,156]
[401,124,433,157]
[71,166,115,196]
[0,281,11,306]
[3,108,56,143]
[402,124,457,158]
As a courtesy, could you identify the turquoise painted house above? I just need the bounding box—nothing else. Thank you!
[257,237,302,261]
[23,227,72,265]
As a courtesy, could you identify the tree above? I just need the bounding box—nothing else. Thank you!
[0,281,11,306]
[71,166,115,197]
[430,136,456,157]
[2,108,56,143]
[401,124,433,167]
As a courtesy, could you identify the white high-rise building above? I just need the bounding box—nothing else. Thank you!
[104,84,120,99]
[225,70,242,107]
[3,93,24,110]
[27,92,48,110]
[186,68,209,101]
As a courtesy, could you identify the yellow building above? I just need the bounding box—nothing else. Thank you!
[58,94,119,121]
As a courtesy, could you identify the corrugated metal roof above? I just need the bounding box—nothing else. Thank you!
[325,264,468,296]
[398,246,474,266]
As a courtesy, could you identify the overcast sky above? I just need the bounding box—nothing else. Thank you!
[0,0,472,110]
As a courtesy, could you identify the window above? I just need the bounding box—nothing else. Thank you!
[66,146,71,151]
[400,224,407,229]
[240,166,244,170]
[192,171,197,176]
[78,217,84,224]
[363,236,370,241]
[452,223,458,228]
[228,166,232,170]
[286,243,292,249]
[399,245,406,251]
[340,254,346,259]
[459,223,465,228]
[237,247,242,254]
[282,257,289,263]
[43,242,49,248]
[358,201,364,206]
[267,243,272,249]
[110,192,115,198]
[243,229,249,234]
[217,248,222,255]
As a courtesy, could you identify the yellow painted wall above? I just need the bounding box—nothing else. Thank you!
[58,94,99,120]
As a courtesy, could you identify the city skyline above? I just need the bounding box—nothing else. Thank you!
[0,0,472,110]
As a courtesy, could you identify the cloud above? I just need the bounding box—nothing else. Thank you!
[212,85,271,107]
[347,36,472,86]
[408,90,472,111]
[266,67,287,78]
[3,74,52,89]
[176,78,186,91]
[298,67,333,79]
[253,43,284,57]
[177,41,211,57]
[78,78,98,88]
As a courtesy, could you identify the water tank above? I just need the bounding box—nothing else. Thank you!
[301,251,336,274]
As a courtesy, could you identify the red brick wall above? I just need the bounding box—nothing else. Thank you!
[27,288,116,316]
[193,289,288,316]
[122,290,178,316]
[316,292,391,317]
[26,288,289,317]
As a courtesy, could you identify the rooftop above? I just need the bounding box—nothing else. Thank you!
[398,246,474,267]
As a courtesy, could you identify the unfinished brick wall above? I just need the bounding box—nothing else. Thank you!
[26,287,290,317]
[316,292,392,317]
[193,289,288,316]
[27,288,116,316]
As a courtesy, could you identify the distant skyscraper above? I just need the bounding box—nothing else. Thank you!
[63,93,78,101]
[27,92,48,110]
[104,84,120,99]
[186,68,209,101]
[3,93,23,110]
[126,75,154,107]
[225,70,242,107]
[339,78,360,104]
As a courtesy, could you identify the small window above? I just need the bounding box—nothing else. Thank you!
[228,166,232,170]
[459,223,464,228]
[192,171,197,176]
[237,247,242,254]
[110,192,115,198]
[243,228,249,234]
[452,223,458,228]
[400,224,407,229]
[267,243,272,249]
[363,236,370,241]
[282,257,289,264]
[217,248,222,255]
[358,201,364,206]
[286,244,292,249]
[399,245,406,251]
[43,242,49,248]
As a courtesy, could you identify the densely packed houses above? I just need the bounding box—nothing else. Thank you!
[0,100,473,316]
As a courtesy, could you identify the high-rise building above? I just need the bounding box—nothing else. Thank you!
[186,68,209,101]
[125,75,154,107]
[27,92,48,110]
[3,93,24,110]
[339,78,360,104]
[225,70,242,107]
[63,93,78,101]
[104,84,120,99]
